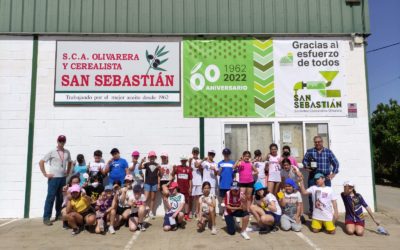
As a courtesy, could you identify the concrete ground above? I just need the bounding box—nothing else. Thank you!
[1,185,399,250]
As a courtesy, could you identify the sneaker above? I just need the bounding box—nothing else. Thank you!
[240,231,250,240]
[99,220,104,232]
[220,202,226,208]
[139,223,146,232]
[271,226,279,232]
[108,226,116,234]
[259,227,271,234]
[71,227,80,236]
[149,211,155,220]
[62,221,70,230]
[246,225,259,232]
[43,220,53,226]
[184,214,191,221]
[300,215,306,224]
[211,227,217,235]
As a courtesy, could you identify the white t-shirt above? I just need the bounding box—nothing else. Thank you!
[199,194,215,213]
[88,161,106,175]
[191,158,203,186]
[167,193,185,213]
[255,193,282,215]
[282,191,302,218]
[254,161,267,181]
[267,155,281,182]
[306,185,337,221]
[160,163,173,181]
[118,187,132,208]
[129,193,146,213]
[201,161,217,188]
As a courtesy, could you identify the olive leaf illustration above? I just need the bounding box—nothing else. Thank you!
[146,45,169,74]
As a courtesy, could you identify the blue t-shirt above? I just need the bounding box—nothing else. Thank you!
[73,164,88,186]
[109,158,128,184]
[218,160,236,190]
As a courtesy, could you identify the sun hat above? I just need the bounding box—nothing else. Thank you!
[253,181,265,192]
[208,150,216,154]
[180,156,189,161]
[343,181,354,187]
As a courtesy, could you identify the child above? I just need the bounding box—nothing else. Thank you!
[64,184,96,236]
[128,151,144,187]
[84,174,104,204]
[266,143,281,196]
[278,178,302,232]
[198,150,218,195]
[217,148,235,210]
[128,184,147,232]
[172,156,193,221]
[139,151,161,219]
[282,145,298,167]
[73,154,88,186]
[197,181,217,235]
[234,151,258,211]
[160,152,173,196]
[341,181,379,236]
[189,147,203,218]
[223,181,250,240]
[280,158,303,185]
[113,177,133,233]
[105,148,129,185]
[250,182,282,232]
[253,149,268,186]
[87,150,106,184]
[94,185,117,234]
[61,175,81,229]
[162,182,185,231]
[299,173,338,234]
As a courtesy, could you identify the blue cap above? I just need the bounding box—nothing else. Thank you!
[222,148,231,155]
[314,173,325,180]
[104,184,113,191]
[230,181,239,190]
[253,181,265,192]
[284,178,298,190]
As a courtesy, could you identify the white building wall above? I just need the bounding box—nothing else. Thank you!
[0,37,33,218]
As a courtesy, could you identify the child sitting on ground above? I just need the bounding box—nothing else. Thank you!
[162,182,185,231]
[197,181,217,235]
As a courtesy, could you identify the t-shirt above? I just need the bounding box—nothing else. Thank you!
[73,164,88,186]
[190,158,203,186]
[281,166,300,182]
[267,155,281,182]
[237,161,253,184]
[88,161,106,176]
[254,161,267,182]
[287,156,298,167]
[97,196,114,213]
[109,158,129,184]
[307,185,337,221]
[282,191,302,218]
[167,193,185,213]
[224,190,243,215]
[201,161,217,188]
[255,193,282,215]
[160,163,173,181]
[129,193,146,213]
[199,194,215,213]
[218,160,235,190]
[70,195,91,213]
[42,148,72,177]
[130,162,143,184]
[84,184,104,202]
[143,162,160,185]
[341,193,369,223]
[175,165,192,193]
[118,187,132,208]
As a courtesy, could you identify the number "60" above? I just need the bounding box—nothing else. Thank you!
[190,62,220,91]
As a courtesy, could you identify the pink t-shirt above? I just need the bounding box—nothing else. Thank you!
[238,161,253,184]
[288,156,298,167]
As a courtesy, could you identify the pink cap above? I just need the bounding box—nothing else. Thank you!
[161,152,168,157]
[125,174,133,181]
[148,151,157,157]
[131,151,140,157]
[168,182,179,190]
[68,184,81,193]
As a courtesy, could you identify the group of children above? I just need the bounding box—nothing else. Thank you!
[61,145,379,239]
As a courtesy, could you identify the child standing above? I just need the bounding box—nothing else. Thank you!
[139,151,160,219]
[341,181,379,236]
[217,148,235,211]
[253,149,268,186]
[127,184,147,232]
[105,148,129,185]
[160,152,173,196]
[189,147,203,218]
[172,156,193,221]
[234,151,258,211]
[282,145,298,167]
[266,143,281,196]
[87,150,106,184]
[197,181,217,235]
[128,151,144,187]
[73,154,88,186]
[278,178,302,232]
[198,150,218,195]
[299,173,338,234]
[162,182,185,231]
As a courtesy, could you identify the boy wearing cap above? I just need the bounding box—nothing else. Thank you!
[278,178,303,232]
[163,182,185,231]
[128,151,144,187]
[104,148,129,185]
[189,147,203,218]
[218,148,236,210]
[39,135,72,226]
[224,181,251,240]
[299,173,338,234]
[197,150,218,196]
[171,156,193,221]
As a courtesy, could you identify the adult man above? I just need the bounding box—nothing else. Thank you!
[39,135,72,226]
[302,135,339,215]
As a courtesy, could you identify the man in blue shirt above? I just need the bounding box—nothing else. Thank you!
[105,148,129,185]
[217,148,236,210]
[302,135,339,215]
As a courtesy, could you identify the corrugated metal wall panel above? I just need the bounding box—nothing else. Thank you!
[0,0,370,35]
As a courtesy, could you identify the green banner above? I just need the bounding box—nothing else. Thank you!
[183,37,275,117]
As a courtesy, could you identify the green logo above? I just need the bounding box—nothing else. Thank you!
[145,45,169,74]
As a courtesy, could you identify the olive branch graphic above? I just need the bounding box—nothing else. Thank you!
[145,45,169,74]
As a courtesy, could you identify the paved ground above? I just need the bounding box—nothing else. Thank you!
[1,185,399,250]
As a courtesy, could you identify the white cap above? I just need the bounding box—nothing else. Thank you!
[343,181,354,187]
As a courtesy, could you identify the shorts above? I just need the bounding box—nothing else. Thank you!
[311,219,336,231]
[117,206,130,215]
[239,182,254,188]
[191,185,203,196]
[130,212,139,218]
[163,212,183,227]
[79,207,95,218]
[219,189,229,198]
[265,211,281,226]
[229,210,249,218]
[181,192,190,204]
[345,220,365,227]
[144,183,158,192]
